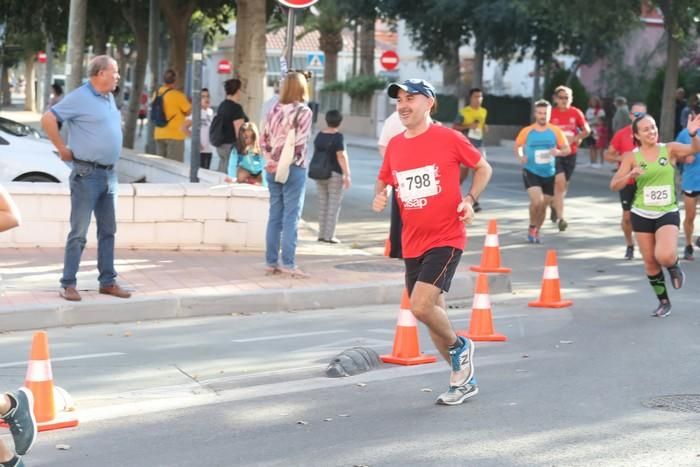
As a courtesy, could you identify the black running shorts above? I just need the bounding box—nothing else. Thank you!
[631,211,680,233]
[555,153,577,181]
[683,190,700,198]
[404,247,463,296]
[522,169,555,196]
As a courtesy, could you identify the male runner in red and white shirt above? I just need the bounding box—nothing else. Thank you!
[373,79,492,406]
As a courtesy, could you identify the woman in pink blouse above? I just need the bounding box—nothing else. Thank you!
[261,72,313,277]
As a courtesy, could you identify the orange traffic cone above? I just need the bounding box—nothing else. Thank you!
[470,219,512,274]
[22,332,78,431]
[381,289,437,365]
[458,274,507,341]
[528,250,573,308]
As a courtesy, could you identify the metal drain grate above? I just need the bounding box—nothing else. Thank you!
[334,261,405,273]
[642,395,700,413]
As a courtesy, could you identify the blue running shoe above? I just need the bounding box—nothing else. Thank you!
[449,336,475,385]
[527,227,537,244]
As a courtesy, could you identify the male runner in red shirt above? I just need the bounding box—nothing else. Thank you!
[549,85,590,231]
[605,102,647,259]
[373,79,492,405]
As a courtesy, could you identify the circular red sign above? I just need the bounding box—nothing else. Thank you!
[217,59,232,74]
[37,51,47,64]
[380,50,399,71]
[277,0,319,8]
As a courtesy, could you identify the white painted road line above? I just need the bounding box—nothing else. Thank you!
[232,330,347,343]
[0,352,126,368]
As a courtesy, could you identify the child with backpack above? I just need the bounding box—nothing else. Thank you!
[225,122,266,186]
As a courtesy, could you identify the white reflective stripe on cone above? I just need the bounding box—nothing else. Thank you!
[396,308,417,327]
[543,266,560,280]
[25,359,53,382]
[484,234,499,247]
[472,293,491,310]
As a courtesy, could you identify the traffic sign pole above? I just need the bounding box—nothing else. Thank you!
[285,8,296,68]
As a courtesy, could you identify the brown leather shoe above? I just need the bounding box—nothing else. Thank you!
[99,284,132,299]
[59,287,82,302]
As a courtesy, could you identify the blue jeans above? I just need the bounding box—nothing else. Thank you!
[61,164,118,288]
[265,164,307,269]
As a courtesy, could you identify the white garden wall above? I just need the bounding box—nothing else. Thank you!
[0,151,269,250]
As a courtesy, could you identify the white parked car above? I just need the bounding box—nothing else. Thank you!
[0,117,71,182]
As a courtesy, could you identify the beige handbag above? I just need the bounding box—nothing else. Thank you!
[275,105,304,184]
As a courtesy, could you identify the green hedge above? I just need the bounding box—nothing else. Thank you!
[482,95,532,126]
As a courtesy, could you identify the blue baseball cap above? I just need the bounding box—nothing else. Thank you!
[387,79,436,99]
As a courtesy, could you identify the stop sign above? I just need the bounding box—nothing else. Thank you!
[277,0,319,8]
[380,50,399,71]
[37,51,47,64]
[217,59,232,74]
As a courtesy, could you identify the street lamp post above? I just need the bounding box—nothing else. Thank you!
[190,32,204,183]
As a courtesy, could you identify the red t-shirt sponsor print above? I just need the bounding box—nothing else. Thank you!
[378,125,482,258]
[550,106,587,155]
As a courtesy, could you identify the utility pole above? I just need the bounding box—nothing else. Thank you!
[190,32,203,183]
[285,8,296,67]
[146,0,160,154]
[65,0,87,92]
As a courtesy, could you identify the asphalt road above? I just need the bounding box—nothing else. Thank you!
[3,291,700,466]
[3,145,700,466]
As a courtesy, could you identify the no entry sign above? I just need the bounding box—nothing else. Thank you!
[37,51,47,64]
[277,0,319,8]
[217,59,232,74]
[380,51,399,71]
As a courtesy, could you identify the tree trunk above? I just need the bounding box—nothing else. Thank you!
[115,48,132,110]
[65,0,88,92]
[23,53,36,112]
[1,64,11,106]
[660,31,680,142]
[89,16,108,55]
[234,0,267,126]
[532,53,541,100]
[442,43,460,96]
[472,39,484,89]
[359,17,375,76]
[159,0,195,91]
[319,30,342,83]
[123,2,149,149]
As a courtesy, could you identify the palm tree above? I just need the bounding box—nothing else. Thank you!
[300,0,345,83]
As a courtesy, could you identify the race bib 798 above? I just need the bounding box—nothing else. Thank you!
[396,165,438,202]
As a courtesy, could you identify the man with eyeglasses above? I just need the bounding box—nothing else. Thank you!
[549,85,590,232]
[605,103,648,260]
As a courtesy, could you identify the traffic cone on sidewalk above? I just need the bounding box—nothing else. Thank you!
[458,274,507,341]
[470,219,512,274]
[381,289,437,365]
[18,332,78,431]
[528,250,573,308]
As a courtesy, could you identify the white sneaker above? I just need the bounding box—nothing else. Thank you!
[591,163,602,169]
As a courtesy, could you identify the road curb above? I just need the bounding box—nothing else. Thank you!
[0,274,512,332]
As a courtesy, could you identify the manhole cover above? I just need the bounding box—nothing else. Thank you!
[335,261,405,273]
[642,395,700,413]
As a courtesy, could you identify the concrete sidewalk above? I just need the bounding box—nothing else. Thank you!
[0,241,510,332]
